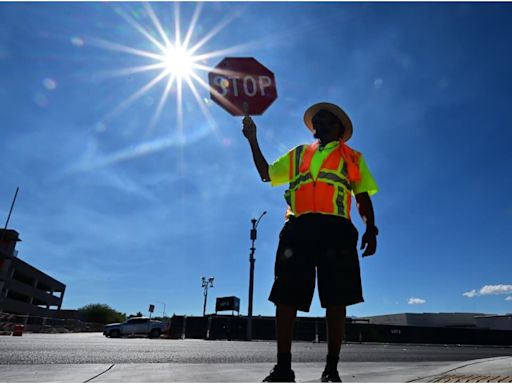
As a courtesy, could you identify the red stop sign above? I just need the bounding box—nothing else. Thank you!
[208,57,278,116]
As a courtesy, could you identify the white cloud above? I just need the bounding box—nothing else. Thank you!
[408,297,426,305]
[479,285,512,295]
[506,296,512,301]
[463,289,478,298]
[463,284,512,298]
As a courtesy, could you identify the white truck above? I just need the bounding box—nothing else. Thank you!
[103,317,168,339]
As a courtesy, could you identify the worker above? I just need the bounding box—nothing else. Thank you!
[242,102,379,382]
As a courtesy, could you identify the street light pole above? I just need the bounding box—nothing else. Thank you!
[247,211,266,341]
[201,277,214,316]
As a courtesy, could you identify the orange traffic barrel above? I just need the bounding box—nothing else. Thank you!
[12,324,24,336]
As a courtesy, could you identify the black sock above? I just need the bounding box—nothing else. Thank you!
[277,352,292,370]
[325,354,339,371]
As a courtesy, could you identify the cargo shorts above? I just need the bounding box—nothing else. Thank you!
[268,213,364,312]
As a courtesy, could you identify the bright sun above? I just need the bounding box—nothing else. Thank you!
[161,46,195,78]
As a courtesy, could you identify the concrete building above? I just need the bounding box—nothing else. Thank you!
[364,312,506,330]
[0,229,65,317]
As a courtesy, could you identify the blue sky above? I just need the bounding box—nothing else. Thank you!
[1,2,512,318]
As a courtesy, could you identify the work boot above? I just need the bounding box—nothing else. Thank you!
[321,368,342,382]
[262,365,295,382]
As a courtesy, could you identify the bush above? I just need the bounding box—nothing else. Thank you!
[78,304,126,324]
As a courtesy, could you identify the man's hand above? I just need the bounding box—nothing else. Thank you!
[242,116,257,142]
[241,115,270,182]
[355,192,377,257]
[360,229,377,257]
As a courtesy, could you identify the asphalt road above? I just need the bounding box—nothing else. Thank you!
[1,333,511,365]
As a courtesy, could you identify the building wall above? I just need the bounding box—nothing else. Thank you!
[366,313,409,326]
[475,316,512,331]
[366,312,493,328]
[404,313,490,328]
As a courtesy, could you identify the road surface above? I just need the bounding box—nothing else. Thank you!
[1,333,511,365]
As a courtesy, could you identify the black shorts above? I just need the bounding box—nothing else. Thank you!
[268,213,364,312]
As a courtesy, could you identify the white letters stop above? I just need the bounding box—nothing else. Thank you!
[215,75,273,97]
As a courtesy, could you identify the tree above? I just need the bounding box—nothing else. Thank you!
[78,303,126,324]
[127,312,144,318]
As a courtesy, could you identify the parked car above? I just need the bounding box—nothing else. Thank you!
[103,317,168,338]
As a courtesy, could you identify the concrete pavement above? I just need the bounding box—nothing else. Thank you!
[1,357,511,382]
[409,356,512,383]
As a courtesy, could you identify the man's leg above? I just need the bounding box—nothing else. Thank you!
[326,305,346,356]
[322,305,346,382]
[276,304,297,353]
[263,304,297,382]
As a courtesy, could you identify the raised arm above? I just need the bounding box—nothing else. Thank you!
[242,116,270,182]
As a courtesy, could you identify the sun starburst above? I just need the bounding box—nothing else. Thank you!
[89,2,254,142]
[160,46,194,78]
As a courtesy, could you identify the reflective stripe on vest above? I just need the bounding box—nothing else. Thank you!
[285,141,361,219]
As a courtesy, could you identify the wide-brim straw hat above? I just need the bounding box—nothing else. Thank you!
[303,102,353,142]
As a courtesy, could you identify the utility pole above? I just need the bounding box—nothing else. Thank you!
[1,186,19,244]
[247,211,266,341]
[201,277,214,316]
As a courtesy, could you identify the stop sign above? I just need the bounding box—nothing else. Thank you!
[208,57,277,116]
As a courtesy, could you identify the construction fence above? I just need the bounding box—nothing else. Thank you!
[0,311,103,335]
[169,315,512,346]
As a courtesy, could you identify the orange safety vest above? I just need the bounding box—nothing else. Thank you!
[284,140,361,219]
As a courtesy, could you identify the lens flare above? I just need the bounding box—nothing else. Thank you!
[90,2,248,138]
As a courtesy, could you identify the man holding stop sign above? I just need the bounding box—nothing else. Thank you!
[242,103,379,383]
[209,57,378,382]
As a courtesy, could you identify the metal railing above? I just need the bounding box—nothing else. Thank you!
[0,311,104,333]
